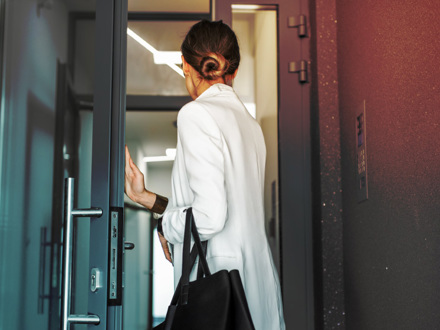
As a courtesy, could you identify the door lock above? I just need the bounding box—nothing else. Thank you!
[90,268,103,292]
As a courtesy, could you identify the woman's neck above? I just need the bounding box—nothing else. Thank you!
[193,77,225,98]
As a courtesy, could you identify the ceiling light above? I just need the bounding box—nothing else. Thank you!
[127,28,184,78]
[231,4,277,12]
[143,148,177,163]
[153,51,182,65]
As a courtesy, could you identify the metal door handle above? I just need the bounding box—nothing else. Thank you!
[61,178,103,330]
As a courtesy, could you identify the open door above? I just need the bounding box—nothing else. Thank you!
[215,1,314,329]
[57,0,127,329]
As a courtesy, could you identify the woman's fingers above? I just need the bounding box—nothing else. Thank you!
[158,232,173,263]
[125,145,132,174]
[124,146,145,201]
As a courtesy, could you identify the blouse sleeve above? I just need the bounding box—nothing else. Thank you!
[161,103,227,244]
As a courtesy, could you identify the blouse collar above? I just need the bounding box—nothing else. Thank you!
[196,83,234,100]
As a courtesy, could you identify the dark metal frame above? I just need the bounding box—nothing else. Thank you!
[128,12,211,21]
[0,0,5,109]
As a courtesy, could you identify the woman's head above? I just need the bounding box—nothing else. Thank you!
[181,20,240,83]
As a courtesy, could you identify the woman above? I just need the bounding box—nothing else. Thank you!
[125,20,285,330]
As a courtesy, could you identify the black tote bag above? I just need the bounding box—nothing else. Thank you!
[154,208,255,330]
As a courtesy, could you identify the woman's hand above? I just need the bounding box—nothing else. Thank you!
[125,145,148,204]
[126,146,171,262]
[158,232,173,263]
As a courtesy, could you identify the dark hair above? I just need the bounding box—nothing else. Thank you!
[181,20,240,81]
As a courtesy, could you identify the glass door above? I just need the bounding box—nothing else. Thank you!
[215,1,314,329]
[0,0,127,329]
[62,1,128,330]
[55,0,128,329]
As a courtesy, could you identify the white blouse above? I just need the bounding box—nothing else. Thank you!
[162,83,285,330]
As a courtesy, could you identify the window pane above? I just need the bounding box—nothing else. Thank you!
[127,21,197,96]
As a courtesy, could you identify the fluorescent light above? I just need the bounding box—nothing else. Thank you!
[143,148,177,163]
[231,4,277,12]
[165,148,177,158]
[153,51,182,65]
[231,4,262,10]
[127,28,184,78]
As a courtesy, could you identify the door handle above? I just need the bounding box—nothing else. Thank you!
[61,177,103,330]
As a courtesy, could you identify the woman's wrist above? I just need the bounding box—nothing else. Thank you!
[135,190,168,214]
[133,189,156,210]
[150,194,168,214]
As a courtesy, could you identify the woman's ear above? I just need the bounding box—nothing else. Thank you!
[225,68,239,86]
[232,68,239,79]
[181,55,190,76]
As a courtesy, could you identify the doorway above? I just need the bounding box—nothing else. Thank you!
[123,2,283,329]
[0,0,312,329]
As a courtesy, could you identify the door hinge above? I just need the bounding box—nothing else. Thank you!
[289,60,309,83]
[288,15,308,38]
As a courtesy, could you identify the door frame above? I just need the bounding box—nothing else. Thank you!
[87,0,127,329]
[214,1,314,328]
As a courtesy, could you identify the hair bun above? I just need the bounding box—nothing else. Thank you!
[181,20,240,82]
[200,54,226,80]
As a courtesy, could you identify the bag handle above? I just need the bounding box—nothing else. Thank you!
[189,209,210,277]
[162,209,214,330]
[180,208,211,305]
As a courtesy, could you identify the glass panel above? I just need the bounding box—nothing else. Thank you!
[127,21,197,96]
[0,1,95,329]
[128,0,210,13]
[124,111,178,329]
[232,8,280,272]
[71,14,95,330]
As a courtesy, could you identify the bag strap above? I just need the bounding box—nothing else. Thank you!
[163,208,212,329]
[180,208,211,305]
[180,209,193,305]
[197,240,208,279]
[190,209,210,277]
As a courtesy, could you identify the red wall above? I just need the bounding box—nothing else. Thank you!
[336,1,440,328]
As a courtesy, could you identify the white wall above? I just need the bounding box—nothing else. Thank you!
[254,10,280,272]
[233,10,280,271]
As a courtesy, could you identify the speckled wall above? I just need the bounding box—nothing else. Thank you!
[310,0,346,328]
[336,0,440,329]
